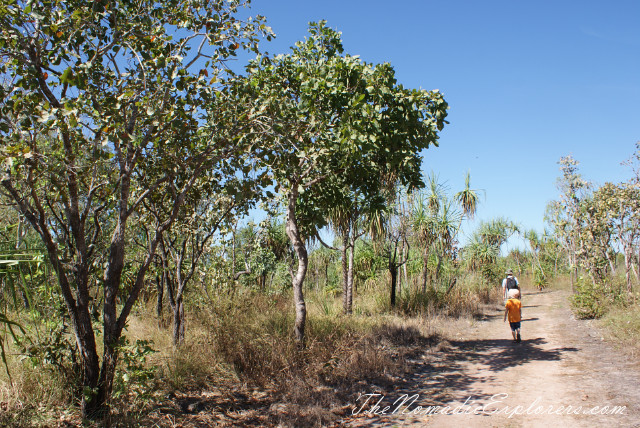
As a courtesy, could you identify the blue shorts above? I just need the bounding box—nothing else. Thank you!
[510,322,521,331]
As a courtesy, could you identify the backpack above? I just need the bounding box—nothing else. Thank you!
[505,276,518,290]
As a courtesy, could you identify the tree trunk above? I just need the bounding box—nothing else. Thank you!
[324,263,329,288]
[421,253,429,293]
[390,264,398,307]
[78,320,103,419]
[341,231,349,314]
[285,189,307,344]
[173,297,185,346]
[401,241,408,291]
[435,253,443,284]
[156,274,164,323]
[346,238,355,315]
[569,248,577,293]
[44,242,103,419]
[89,342,119,420]
[625,251,633,293]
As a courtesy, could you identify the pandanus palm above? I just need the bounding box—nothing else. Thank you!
[325,204,354,313]
[466,217,519,278]
[413,193,437,291]
[465,236,499,270]
[433,198,462,283]
[323,191,385,314]
[412,174,445,291]
[455,170,481,220]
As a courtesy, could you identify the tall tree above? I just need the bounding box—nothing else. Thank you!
[553,156,590,291]
[0,0,270,418]
[154,174,258,345]
[244,21,448,342]
[413,172,478,291]
[591,182,640,292]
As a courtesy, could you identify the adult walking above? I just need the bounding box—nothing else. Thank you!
[502,268,520,302]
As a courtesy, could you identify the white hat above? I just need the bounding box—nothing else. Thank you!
[508,289,520,299]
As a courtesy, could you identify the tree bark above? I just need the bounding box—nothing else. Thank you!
[401,240,408,292]
[346,236,355,315]
[285,188,307,344]
[624,251,633,293]
[341,230,349,314]
[390,264,398,307]
[156,274,164,323]
[421,253,429,292]
[173,298,185,346]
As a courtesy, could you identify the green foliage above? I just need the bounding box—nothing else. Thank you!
[18,320,77,375]
[533,267,548,290]
[244,20,448,233]
[0,313,26,383]
[113,338,157,404]
[454,170,481,220]
[1,0,274,415]
[464,217,519,283]
[571,280,608,319]
[353,240,384,285]
[0,219,54,382]
[549,148,640,297]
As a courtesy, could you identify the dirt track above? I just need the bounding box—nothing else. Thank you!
[343,288,640,428]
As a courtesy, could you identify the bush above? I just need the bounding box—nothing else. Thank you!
[112,338,158,407]
[571,280,608,319]
[571,274,631,320]
[533,268,548,290]
[393,273,495,318]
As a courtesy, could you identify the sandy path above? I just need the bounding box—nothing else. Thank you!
[344,288,640,428]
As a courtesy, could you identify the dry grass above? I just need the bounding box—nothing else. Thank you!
[0,367,75,428]
[600,301,640,359]
[552,272,640,361]
[598,276,640,361]
[117,290,442,427]
[0,272,503,427]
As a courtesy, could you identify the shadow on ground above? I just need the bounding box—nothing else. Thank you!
[354,334,580,411]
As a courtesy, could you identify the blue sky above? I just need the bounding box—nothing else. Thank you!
[241,0,640,247]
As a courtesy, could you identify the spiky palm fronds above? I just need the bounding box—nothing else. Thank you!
[426,173,444,213]
[454,170,481,220]
[436,198,462,249]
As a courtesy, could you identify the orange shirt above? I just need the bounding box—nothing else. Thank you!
[505,298,521,322]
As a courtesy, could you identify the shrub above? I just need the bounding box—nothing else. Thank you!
[112,338,158,407]
[533,268,548,290]
[571,280,608,319]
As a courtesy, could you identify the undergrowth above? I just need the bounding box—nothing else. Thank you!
[0,273,498,427]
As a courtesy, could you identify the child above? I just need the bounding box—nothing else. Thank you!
[503,289,522,342]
